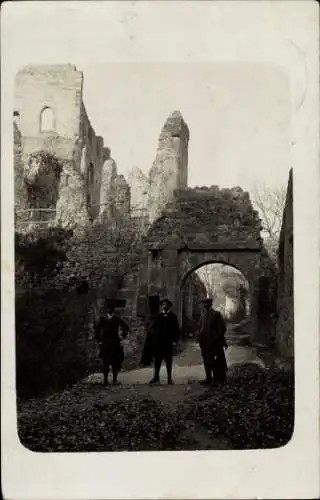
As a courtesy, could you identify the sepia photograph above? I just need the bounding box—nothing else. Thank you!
[2,2,319,499]
[14,62,294,453]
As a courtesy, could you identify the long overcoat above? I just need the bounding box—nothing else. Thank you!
[140,311,180,366]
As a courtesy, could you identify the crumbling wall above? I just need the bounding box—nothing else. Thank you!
[97,152,131,222]
[14,65,105,229]
[97,149,118,222]
[163,185,263,247]
[127,166,149,216]
[147,110,189,223]
[113,175,130,218]
[78,103,104,221]
[276,169,293,359]
[14,122,29,213]
[117,185,264,349]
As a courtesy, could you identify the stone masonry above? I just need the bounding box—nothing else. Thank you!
[127,166,149,216]
[276,169,293,359]
[118,183,275,347]
[14,65,281,354]
[14,65,109,229]
[147,111,189,223]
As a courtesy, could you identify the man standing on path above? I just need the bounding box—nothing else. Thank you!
[95,301,130,386]
[141,298,180,385]
[197,298,228,386]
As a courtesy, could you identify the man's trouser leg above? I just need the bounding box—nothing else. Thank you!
[203,354,213,382]
[152,356,162,382]
[112,364,119,384]
[165,355,173,383]
[102,358,110,385]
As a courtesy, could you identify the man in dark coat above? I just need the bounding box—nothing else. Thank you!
[197,298,228,386]
[95,301,130,386]
[140,298,180,385]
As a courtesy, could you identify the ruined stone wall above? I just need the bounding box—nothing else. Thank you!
[14,122,29,212]
[147,111,189,223]
[97,154,131,223]
[162,186,263,248]
[97,151,118,222]
[78,103,104,221]
[127,167,149,216]
[113,175,131,218]
[14,65,105,229]
[276,169,293,359]
[117,186,264,344]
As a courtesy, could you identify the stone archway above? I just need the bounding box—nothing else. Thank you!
[178,257,253,340]
[118,186,276,346]
[176,250,261,338]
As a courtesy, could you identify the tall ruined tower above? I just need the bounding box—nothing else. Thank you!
[97,149,131,223]
[147,110,189,223]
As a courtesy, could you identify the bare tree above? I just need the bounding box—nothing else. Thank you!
[196,264,220,298]
[196,264,230,312]
[252,184,286,261]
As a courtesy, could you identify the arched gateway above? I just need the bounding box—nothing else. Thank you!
[118,186,276,345]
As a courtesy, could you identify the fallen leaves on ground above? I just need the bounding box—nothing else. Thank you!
[189,363,294,449]
[17,363,294,452]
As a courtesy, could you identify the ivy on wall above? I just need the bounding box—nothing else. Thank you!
[24,151,64,209]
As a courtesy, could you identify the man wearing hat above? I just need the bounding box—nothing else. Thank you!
[141,298,180,385]
[95,300,130,386]
[198,298,228,386]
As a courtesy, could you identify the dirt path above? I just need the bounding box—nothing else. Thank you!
[17,342,276,452]
[84,341,265,386]
[76,342,266,450]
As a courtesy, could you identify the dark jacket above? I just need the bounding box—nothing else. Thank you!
[95,315,129,366]
[198,308,228,374]
[140,311,180,366]
[198,308,227,353]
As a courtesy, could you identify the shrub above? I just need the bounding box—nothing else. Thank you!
[16,288,95,399]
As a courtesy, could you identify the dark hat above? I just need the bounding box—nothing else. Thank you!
[201,297,213,304]
[160,298,173,307]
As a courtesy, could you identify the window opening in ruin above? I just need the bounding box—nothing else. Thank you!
[88,162,94,185]
[151,249,160,261]
[40,106,54,132]
[86,190,92,210]
[148,295,160,316]
[13,110,20,127]
[115,299,126,308]
[77,281,89,295]
[65,174,70,187]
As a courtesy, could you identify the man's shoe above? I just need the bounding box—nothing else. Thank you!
[167,379,174,385]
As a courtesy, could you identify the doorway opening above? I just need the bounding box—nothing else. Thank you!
[181,263,250,339]
[148,295,160,316]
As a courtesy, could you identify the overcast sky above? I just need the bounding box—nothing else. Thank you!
[81,62,291,193]
[4,1,314,199]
